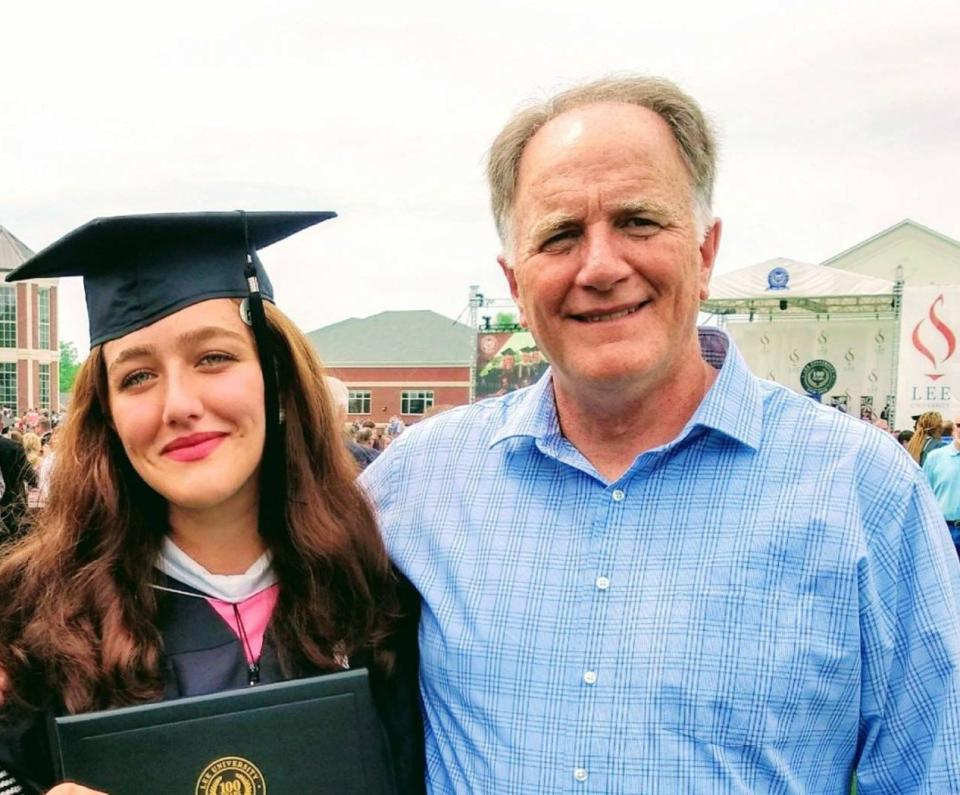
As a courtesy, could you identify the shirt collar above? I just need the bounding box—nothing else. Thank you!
[489,368,561,448]
[489,328,763,451]
[686,328,763,451]
[154,536,277,603]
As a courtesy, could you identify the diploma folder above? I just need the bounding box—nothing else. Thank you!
[52,669,395,794]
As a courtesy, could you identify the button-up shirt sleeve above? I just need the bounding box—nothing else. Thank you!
[856,469,960,793]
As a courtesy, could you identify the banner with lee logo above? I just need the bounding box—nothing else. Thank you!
[895,286,959,424]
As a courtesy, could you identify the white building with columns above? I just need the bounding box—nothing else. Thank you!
[0,225,60,414]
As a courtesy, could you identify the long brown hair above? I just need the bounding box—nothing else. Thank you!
[0,303,397,715]
[906,411,942,463]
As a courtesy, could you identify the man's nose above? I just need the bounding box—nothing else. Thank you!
[574,227,632,292]
[161,370,203,426]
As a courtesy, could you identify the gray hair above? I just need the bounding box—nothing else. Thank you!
[324,376,349,413]
[487,75,718,250]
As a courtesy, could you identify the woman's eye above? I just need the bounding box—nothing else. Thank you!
[198,352,237,367]
[119,370,153,390]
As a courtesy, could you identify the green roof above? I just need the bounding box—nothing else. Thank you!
[307,310,475,367]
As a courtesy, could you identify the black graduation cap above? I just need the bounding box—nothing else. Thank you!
[7,210,336,542]
[5,211,336,346]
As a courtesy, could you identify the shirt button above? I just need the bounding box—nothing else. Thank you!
[574,767,588,782]
[612,489,625,501]
[596,576,610,590]
[583,671,597,685]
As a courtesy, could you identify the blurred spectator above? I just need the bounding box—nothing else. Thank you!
[21,433,42,511]
[898,430,914,448]
[907,412,943,466]
[922,409,960,557]
[943,421,955,447]
[356,428,382,461]
[36,417,53,445]
[22,432,42,471]
[38,429,58,504]
[0,435,35,542]
[325,377,378,472]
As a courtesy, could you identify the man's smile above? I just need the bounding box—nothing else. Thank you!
[570,301,650,323]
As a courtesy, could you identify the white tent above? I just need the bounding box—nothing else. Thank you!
[701,258,902,424]
[704,258,896,318]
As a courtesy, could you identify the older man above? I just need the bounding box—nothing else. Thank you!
[362,76,960,792]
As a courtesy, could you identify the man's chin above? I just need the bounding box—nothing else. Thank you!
[554,360,659,394]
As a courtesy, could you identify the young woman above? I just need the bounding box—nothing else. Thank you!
[0,212,423,794]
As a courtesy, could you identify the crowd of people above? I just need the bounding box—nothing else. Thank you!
[865,411,956,462]
[0,407,63,542]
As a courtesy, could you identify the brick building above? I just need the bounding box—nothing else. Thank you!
[308,310,474,424]
[0,226,59,414]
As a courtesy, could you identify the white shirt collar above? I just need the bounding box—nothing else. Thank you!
[155,536,277,603]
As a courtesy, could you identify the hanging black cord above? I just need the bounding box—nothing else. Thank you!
[238,211,288,550]
[232,603,261,686]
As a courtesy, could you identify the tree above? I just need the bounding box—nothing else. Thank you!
[59,341,83,393]
[495,311,519,329]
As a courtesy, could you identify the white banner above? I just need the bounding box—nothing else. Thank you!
[895,286,960,424]
[727,319,897,419]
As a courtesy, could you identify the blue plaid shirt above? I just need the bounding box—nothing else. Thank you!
[362,329,960,794]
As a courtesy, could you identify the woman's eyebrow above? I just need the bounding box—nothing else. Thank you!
[106,327,247,374]
[106,344,155,375]
[174,326,247,348]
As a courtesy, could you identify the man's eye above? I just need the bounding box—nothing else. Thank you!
[623,217,658,231]
[119,370,153,390]
[542,229,578,249]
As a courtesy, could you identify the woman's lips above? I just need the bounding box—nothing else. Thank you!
[162,433,227,462]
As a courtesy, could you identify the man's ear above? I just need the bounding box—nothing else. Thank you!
[497,255,528,328]
[698,218,722,301]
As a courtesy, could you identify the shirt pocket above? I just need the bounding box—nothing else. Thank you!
[646,519,859,750]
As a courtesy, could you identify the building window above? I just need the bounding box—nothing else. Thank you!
[39,363,50,410]
[38,288,51,349]
[0,287,16,348]
[401,390,434,415]
[0,363,16,409]
[347,390,371,415]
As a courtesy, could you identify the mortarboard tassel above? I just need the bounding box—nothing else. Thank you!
[239,211,287,549]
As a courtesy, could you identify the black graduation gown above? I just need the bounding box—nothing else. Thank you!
[0,575,425,794]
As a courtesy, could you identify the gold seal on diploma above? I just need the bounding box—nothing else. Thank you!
[196,756,266,795]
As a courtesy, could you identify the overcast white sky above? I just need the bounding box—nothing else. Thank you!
[1,0,957,353]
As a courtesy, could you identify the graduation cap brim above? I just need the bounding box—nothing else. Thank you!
[6,211,336,346]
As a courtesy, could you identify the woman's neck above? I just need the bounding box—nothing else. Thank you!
[167,487,264,575]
